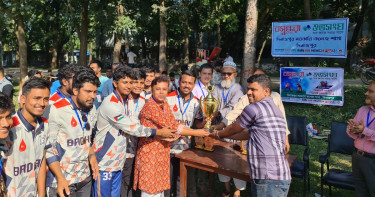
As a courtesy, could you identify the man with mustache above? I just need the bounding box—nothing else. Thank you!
[1,78,50,197]
[347,80,375,197]
[212,68,290,153]
[165,70,205,197]
[46,68,100,197]
[212,61,245,197]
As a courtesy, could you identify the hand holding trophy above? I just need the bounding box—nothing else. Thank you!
[195,85,219,151]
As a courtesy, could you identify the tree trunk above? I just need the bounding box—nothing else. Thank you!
[78,0,89,67]
[304,0,311,66]
[113,5,124,64]
[89,42,93,62]
[158,0,167,72]
[216,2,222,47]
[0,30,3,66]
[182,0,189,64]
[241,0,258,87]
[15,15,28,83]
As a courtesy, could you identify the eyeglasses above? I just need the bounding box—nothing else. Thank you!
[221,72,234,76]
[81,114,91,130]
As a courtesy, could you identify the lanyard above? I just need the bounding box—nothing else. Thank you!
[56,91,64,99]
[126,97,139,114]
[177,94,191,118]
[152,96,165,116]
[69,98,88,133]
[367,109,375,127]
[198,81,206,98]
[222,84,234,104]
[0,157,3,176]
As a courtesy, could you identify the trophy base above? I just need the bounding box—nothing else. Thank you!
[203,147,214,152]
[195,145,204,149]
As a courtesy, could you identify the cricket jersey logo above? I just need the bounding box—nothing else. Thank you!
[19,139,26,152]
[173,104,178,112]
[71,117,77,127]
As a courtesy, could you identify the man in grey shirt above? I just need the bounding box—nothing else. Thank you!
[0,66,13,98]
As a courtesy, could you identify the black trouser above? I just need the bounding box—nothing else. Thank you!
[121,157,136,197]
[352,151,375,197]
[164,155,180,197]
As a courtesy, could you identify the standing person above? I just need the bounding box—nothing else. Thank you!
[45,68,100,197]
[102,62,124,99]
[106,69,113,79]
[120,68,146,197]
[127,49,137,67]
[141,67,155,101]
[1,78,50,197]
[213,74,291,197]
[133,76,209,197]
[168,72,179,93]
[224,52,233,62]
[347,80,375,197]
[212,68,290,153]
[0,66,14,98]
[212,61,245,197]
[211,61,223,85]
[50,62,70,96]
[192,63,213,99]
[93,67,176,197]
[90,60,108,108]
[166,70,205,197]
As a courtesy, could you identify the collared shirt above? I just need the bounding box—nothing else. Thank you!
[0,110,48,197]
[212,82,244,119]
[125,94,146,158]
[45,98,97,187]
[238,97,290,181]
[166,91,203,154]
[102,78,114,99]
[98,76,109,93]
[192,80,208,100]
[140,90,152,102]
[93,91,156,172]
[347,105,375,154]
[222,92,290,135]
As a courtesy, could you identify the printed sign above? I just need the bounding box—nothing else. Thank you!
[280,67,344,106]
[272,18,348,58]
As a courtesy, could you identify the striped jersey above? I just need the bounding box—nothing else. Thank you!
[0,110,48,197]
[125,95,146,158]
[93,91,156,172]
[166,91,203,154]
[45,98,97,187]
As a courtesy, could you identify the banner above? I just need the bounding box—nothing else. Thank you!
[280,67,344,106]
[272,18,348,58]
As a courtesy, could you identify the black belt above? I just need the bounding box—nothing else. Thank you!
[355,148,375,158]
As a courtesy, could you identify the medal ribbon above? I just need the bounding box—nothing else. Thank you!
[222,84,234,104]
[366,109,375,127]
[69,98,89,135]
[198,81,206,98]
[177,94,191,119]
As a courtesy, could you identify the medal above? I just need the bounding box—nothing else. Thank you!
[83,138,86,144]
[0,178,6,196]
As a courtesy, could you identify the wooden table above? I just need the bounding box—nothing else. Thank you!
[175,140,297,197]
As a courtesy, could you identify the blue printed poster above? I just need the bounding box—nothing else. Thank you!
[280,67,344,106]
[272,18,348,58]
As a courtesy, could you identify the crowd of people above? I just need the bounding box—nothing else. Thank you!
[0,57,294,197]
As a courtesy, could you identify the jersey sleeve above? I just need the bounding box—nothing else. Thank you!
[45,107,62,165]
[100,101,156,137]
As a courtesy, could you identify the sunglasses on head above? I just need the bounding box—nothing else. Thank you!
[221,72,234,76]
[81,114,91,130]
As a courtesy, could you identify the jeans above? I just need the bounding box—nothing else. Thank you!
[251,179,291,197]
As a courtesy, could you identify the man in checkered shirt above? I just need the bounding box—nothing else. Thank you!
[46,68,100,197]
[93,66,176,197]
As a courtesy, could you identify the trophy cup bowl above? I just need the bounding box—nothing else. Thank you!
[197,85,219,151]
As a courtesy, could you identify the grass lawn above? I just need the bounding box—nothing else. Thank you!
[12,84,364,197]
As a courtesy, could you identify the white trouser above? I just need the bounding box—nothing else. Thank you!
[141,191,164,197]
[218,174,247,190]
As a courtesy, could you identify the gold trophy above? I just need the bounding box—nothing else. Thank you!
[195,85,219,151]
[241,140,248,155]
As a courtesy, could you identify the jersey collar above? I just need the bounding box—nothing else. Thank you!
[177,90,194,105]
[16,109,44,134]
[56,87,71,99]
